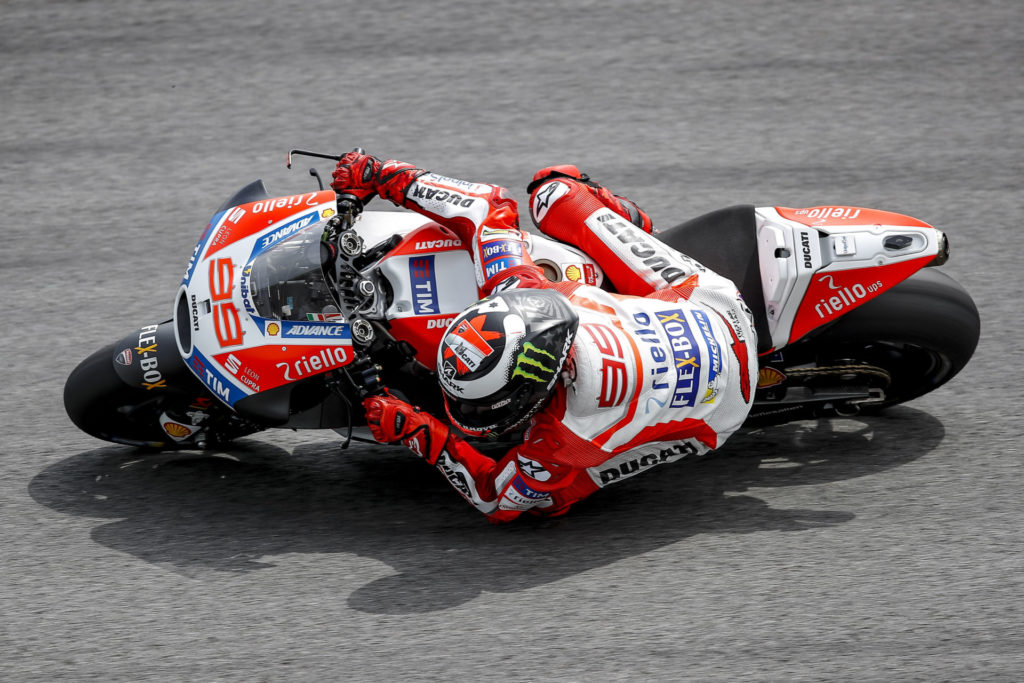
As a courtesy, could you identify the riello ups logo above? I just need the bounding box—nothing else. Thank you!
[814,274,884,319]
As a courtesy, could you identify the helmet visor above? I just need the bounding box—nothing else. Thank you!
[446,381,549,435]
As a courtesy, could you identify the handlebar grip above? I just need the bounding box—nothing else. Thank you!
[361,365,386,397]
[336,191,376,214]
[348,360,385,399]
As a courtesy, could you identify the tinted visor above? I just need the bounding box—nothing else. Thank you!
[446,382,549,435]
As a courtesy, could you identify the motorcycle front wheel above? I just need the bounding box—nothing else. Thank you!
[64,340,259,449]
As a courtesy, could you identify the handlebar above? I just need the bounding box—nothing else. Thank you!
[286,147,377,212]
[286,148,343,169]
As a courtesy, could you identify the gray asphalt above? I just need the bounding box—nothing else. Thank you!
[3,0,1022,680]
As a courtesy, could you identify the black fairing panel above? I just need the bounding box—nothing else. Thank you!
[214,179,272,214]
[657,205,772,353]
[232,375,336,427]
[233,382,296,426]
[112,320,201,391]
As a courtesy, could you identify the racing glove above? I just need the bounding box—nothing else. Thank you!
[330,150,381,201]
[331,150,424,204]
[362,395,450,465]
[528,164,654,233]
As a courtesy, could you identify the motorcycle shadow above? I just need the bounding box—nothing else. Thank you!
[30,406,943,614]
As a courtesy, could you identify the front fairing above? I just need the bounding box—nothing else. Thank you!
[174,189,354,407]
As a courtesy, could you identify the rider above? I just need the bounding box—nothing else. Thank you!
[331,151,757,523]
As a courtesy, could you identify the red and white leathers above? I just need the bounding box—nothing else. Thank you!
[349,157,757,523]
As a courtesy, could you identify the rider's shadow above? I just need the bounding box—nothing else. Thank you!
[31,406,943,613]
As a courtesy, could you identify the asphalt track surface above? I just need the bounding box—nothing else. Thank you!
[3,1,1022,680]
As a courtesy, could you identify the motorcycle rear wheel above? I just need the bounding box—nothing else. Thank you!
[783,267,980,410]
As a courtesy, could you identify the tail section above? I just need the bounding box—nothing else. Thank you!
[756,206,944,351]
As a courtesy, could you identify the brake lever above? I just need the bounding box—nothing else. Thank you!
[327,359,386,451]
[286,149,343,169]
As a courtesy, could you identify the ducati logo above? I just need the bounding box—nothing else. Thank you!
[444,316,495,373]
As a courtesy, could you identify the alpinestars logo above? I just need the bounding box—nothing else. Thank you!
[517,455,552,481]
[512,342,557,383]
[531,181,570,224]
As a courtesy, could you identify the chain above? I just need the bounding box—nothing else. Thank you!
[782,364,892,387]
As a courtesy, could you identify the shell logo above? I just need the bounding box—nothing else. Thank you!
[267,322,280,336]
[162,422,192,438]
[565,265,582,282]
[758,367,787,388]
[321,208,336,219]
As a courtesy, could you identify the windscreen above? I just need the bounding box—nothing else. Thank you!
[245,222,344,322]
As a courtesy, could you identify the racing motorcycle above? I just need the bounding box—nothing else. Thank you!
[64,150,981,450]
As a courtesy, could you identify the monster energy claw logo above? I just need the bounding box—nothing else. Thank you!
[511,342,557,383]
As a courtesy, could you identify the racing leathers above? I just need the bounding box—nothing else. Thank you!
[335,153,757,523]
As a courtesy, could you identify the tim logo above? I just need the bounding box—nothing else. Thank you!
[409,256,440,315]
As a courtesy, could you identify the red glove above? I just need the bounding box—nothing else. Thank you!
[330,150,383,201]
[362,395,450,465]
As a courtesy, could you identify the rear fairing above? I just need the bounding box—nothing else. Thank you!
[755,205,943,351]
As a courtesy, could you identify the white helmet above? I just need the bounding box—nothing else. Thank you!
[436,289,578,436]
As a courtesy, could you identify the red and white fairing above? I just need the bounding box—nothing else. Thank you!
[174,189,606,405]
[352,211,603,367]
[175,190,354,406]
[755,205,944,351]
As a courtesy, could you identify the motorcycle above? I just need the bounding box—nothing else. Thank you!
[64,149,980,450]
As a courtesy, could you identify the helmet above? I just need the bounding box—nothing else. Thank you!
[437,289,579,437]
